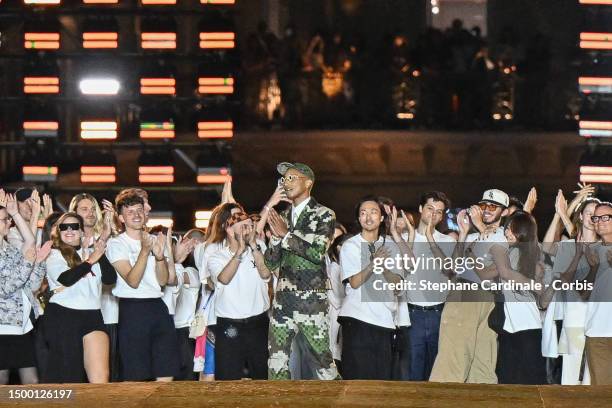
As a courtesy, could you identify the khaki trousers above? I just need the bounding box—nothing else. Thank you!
[585,336,612,385]
[430,287,497,384]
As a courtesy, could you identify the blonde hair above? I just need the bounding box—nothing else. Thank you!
[68,193,104,238]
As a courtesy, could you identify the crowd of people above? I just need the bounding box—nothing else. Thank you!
[241,20,558,130]
[1,162,612,385]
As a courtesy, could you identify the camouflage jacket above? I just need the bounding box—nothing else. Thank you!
[265,197,335,292]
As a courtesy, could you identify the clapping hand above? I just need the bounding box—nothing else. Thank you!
[151,232,167,260]
[87,239,106,264]
[23,241,53,264]
[5,193,18,217]
[42,194,53,219]
[267,208,289,237]
[524,187,537,214]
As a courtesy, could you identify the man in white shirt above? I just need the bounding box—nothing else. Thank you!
[264,162,339,380]
[583,202,612,384]
[402,191,456,381]
[430,189,509,384]
[106,191,179,382]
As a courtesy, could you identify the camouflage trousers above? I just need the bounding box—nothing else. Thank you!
[268,290,339,380]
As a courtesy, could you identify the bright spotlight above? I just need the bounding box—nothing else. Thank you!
[79,78,120,95]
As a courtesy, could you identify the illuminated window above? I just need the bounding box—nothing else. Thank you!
[24,32,60,50]
[23,121,59,138]
[23,166,58,182]
[199,32,235,49]
[198,77,234,94]
[580,32,612,50]
[140,78,176,95]
[580,166,612,184]
[197,121,233,138]
[579,121,612,137]
[579,77,612,94]
[140,121,175,139]
[80,121,118,140]
[146,212,174,228]
[139,166,175,183]
[79,78,120,95]
[23,76,60,94]
[80,166,117,183]
[196,166,231,184]
[195,210,213,228]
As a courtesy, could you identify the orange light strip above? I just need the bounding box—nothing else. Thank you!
[83,40,118,48]
[197,121,233,138]
[23,121,59,130]
[197,174,232,184]
[140,78,176,95]
[579,77,612,85]
[198,77,234,94]
[142,0,176,4]
[24,33,60,50]
[579,0,612,4]
[580,174,612,183]
[580,166,612,175]
[83,32,118,49]
[579,120,612,129]
[201,0,235,4]
[83,32,118,40]
[139,166,174,174]
[580,33,612,49]
[83,0,119,3]
[199,32,235,49]
[141,32,176,40]
[80,121,118,140]
[81,166,116,174]
[23,166,58,175]
[24,0,61,4]
[25,33,60,41]
[23,77,60,94]
[141,33,177,49]
[140,130,176,139]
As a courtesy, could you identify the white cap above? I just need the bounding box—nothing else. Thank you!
[480,189,509,208]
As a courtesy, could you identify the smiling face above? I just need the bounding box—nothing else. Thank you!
[59,216,82,247]
[419,198,446,228]
[581,202,598,232]
[119,203,145,231]
[594,205,612,240]
[75,198,98,229]
[479,202,505,225]
[359,200,383,234]
[282,168,312,201]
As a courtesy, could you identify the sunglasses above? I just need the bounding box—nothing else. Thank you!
[478,202,501,212]
[280,175,307,184]
[59,223,81,232]
[591,214,612,224]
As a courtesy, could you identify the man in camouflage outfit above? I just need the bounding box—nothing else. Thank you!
[264,162,339,380]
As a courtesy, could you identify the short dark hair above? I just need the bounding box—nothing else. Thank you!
[508,196,524,209]
[419,191,450,211]
[116,193,144,214]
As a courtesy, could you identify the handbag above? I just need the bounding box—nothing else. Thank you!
[487,279,506,334]
[189,292,213,339]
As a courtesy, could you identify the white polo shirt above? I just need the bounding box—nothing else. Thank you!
[338,234,400,330]
[206,240,270,319]
[46,248,103,310]
[106,232,164,299]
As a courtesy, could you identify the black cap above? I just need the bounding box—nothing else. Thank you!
[15,188,34,203]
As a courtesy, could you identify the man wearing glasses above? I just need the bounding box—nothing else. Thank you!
[583,202,612,384]
[430,189,509,384]
[263,162,339,380]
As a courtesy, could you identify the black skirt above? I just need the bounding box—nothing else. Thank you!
[43,302,105,383]
[0,331,37,370]
[496,328,547,385]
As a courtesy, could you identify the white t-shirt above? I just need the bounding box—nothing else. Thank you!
[162,265,184,315]
[106,232,164,299]
[174,266,201,329]
[338,234,400,330]
[197,243,217,326]
[100,287,119,324]
[46,248,103,310]
[500,247,542,333]
[553,239,590,328]
[458,227,508,283]
[585,243,612,337]
[405,230,456,306]
[206,240,270,319]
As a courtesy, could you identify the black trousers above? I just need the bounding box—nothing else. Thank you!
[339,317,394,380]
[497,329,547,385]
[214,312,269,381]
[175,327,196,381]
[104,324,121,382]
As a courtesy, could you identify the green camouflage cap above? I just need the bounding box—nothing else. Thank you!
[277,162,315,181]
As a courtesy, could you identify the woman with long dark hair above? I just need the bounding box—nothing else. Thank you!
[44,212,116,383]
[204,204,271,380]
[475,210,546,384]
